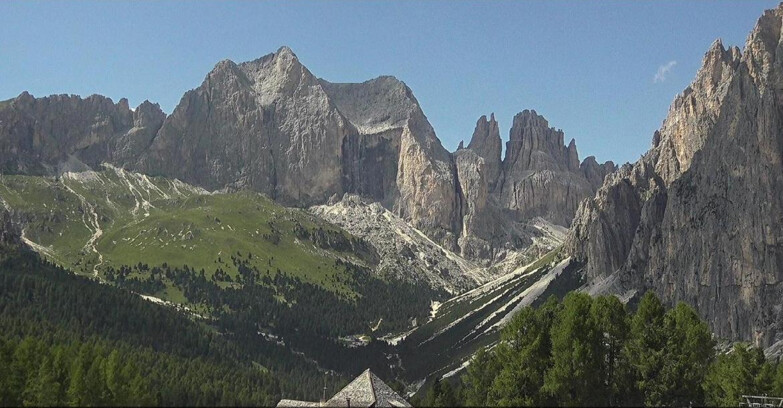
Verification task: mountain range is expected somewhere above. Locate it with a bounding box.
[2,2,783,396]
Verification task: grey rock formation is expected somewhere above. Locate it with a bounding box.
[140,47,355,205]
[0,92,162,174]
[310,194,487,294]
[467,114,502,190]
[0,209,20,251]
[0,47,609,265]
[494,110,609,227]
[451,110,614,260]
[320,75,461,246]
[567,5,783,347]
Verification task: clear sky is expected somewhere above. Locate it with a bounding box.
[0,1,778,165]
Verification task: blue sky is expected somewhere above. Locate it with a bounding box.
[0,1,777,164]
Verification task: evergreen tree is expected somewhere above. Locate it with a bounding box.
[591,295,633,406]
[624,291,667,406]
[775,361,783,396]
[27,355,61,407]
[658,302,715,406]
[543,292,604,406]
[704,343,773,406]
[423,378,443,407]
[461,347,500,406]
[66,350,87,407]
[487,301,554,406]
[12,337,40,407]
[0,338,13,406]
[435,380,457,407]
[105,349,127,405]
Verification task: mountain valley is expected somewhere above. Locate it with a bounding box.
[3,2,783,406]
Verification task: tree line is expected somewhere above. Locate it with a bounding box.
[418,292,783,407]
[0,335,280,406]
[0,249,348,404]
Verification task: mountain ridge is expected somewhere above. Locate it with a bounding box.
[567,3,783,348]
[0,47,612,264]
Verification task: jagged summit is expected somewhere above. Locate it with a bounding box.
[0,46,608,264]
[319,75,421,135]
[567,3,783,347]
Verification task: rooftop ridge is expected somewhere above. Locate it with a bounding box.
[366,369,377,405]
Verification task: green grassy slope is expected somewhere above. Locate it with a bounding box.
[0,165,376,300]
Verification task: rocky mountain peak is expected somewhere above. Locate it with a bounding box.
[653,34,742,184]
[492,109,605,227]
[12,91,35,108]
[744,6,783,88]
[567,4,783,348]
[467,114,502,188]
[504,109,570,173]
[319,75,421,135]
[275,45,297,58]
[133,100,165,128]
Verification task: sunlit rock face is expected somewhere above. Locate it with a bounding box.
[567,5,783,347]
[0,92,163,174]
[0,46,611,265]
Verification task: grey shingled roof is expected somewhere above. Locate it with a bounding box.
[276,369,412,408]
[326,369,412,408]
[276,399,322,407]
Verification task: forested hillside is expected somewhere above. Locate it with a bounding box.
[416,292,783,407]
[0,247,356,405]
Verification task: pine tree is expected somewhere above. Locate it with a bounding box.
[461,347,500,406]
[0,338,13,406]
[624,291,667,406]
[657,302,714,406]
[543,292,604,406]
[105,349,127,405]
[705,343,773,406]
[12,337,40,407]
[591,295,632,406]
[66,350,87,407]
[487,302,554,406]
[774,361,783,396]
[27,355,61,407]
[435,379,457,407]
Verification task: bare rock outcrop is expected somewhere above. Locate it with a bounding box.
[567,4,783,347]
[467,114,502,190]
[0,92,162,174]
[495,110,603,227]
[139,47,355,205]
[453,110,614,260]
[320,75,461,247]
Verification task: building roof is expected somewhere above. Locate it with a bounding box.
[276,400,322,408]
[276,369,412,408]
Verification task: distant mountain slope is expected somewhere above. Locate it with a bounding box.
[567,4,783,347]
[0,47,611,265]
[0,165,377,297]
[393,251,585,387]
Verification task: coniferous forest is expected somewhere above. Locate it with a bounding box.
[0,248,340,406]
[415,292,783,407]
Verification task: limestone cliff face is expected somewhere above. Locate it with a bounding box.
[495,110,610,227]
[320,76,461,246]
[467,114,502,190]
[0,92,163,174]
[0,47,608,262]
[452,110,614,259]
[654,40,742,185]
[139,47,355,205]
[567,5,783,346]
